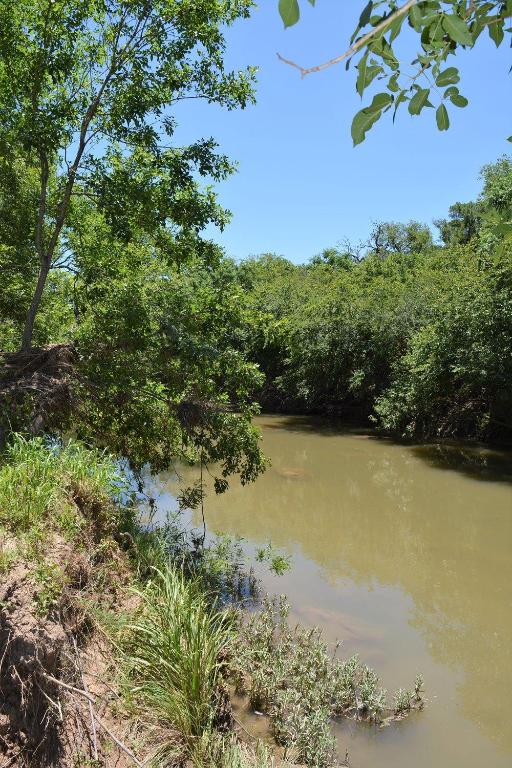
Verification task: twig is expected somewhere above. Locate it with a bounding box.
[0,629,12,682]
[277,0,418,77]
[41,673,145,768]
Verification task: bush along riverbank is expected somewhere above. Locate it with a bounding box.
[0,436,424,768]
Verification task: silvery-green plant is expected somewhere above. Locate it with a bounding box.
[230,596,424,767]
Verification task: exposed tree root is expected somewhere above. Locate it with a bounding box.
[0,345,77,438]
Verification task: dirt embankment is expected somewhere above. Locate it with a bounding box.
[0,529,138,768]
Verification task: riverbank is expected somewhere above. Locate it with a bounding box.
[0,435,424,768]
[0,436,276,768]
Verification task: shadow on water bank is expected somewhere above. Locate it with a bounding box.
[259,414,375,437]
[259,413,512,486]
[409,443,512,485]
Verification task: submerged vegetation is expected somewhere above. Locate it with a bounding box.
[230,597,423,767]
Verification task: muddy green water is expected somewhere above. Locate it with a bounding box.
[147,415,512,768]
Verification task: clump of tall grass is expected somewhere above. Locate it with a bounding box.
[190,733,275,768]
[229,596,424,768]
[118,566,233,766]
[0,434,126,537]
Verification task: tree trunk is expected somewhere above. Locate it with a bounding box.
[21,259,50,351]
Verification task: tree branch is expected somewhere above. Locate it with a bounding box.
[35,152,49,267]
[277,0,418,77]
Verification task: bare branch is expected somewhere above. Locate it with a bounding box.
[41,672,145,768]
[277,0,418,77]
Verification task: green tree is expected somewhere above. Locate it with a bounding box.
[0,1,267,483]
[434,201,483,245]
[375,243,512,439]
[435,156,512,246]
[0,0,256,351]
[277,0,512,144]
[65,209,265,476]
[236,157,512,439]
[367,220,434,256]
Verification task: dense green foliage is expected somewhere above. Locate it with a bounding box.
[0,0,266,484]
[235,156,512,440]
[278,0,512,143]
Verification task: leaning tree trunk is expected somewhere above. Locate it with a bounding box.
[21,259,50,352]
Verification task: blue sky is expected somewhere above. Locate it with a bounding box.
[173,1,511,264]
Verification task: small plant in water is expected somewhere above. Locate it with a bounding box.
[256,543,291,576]
[394,688,412,716]
[229,596,424,767]
[414,673,424,701]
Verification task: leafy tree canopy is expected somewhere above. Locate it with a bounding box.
[277,0,511,144]
[0,0,256,348]
[0,0,266,485]
[236,156,512,440]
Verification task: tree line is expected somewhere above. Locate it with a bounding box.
[234,155,512,440]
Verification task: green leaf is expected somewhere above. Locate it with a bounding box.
[387,73,400,93]
[389,13,406,42]
[351,107,381,146]
[488,18,504,47]
[279,0,300,28]
[450,93,468,108]
[366,92,393,112]
[508,136,512,143]
[359,1,373,28]
[443,86,468,108]
[409,4,422,31]
[369,35,398,68]
[435,67,460,87]
[356,54,383,97]
[442,14,474,46]
[351,93,392,145]
[436,103,450,131]
[393,89,408,122]
[408,88,433,115]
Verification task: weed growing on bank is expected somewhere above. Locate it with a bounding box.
[0,434,127,542]
[118,567,233,763]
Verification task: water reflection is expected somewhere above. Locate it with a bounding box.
[149,416,512,768]
[411,442,512,484]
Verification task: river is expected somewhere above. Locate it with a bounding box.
[145,414,512,768]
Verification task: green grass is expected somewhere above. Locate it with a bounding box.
[120,566,233,765]
[190,734,275,767]
[0,434,125,537]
